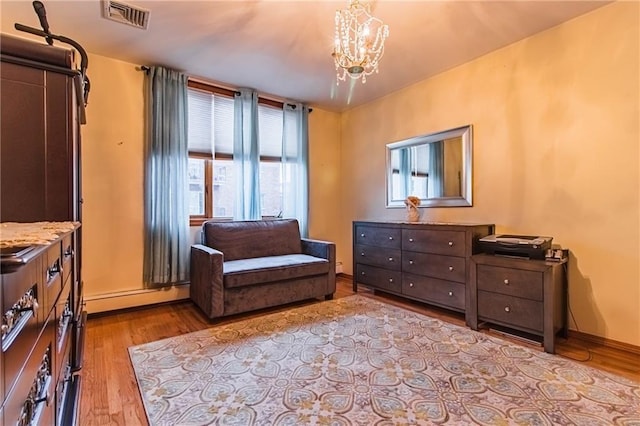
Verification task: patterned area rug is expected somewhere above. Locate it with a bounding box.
[129,295,640,425]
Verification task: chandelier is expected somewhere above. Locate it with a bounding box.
[332,0,389,84]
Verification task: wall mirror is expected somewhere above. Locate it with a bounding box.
[386,125,472,208]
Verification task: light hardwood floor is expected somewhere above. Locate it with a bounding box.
[79,276,640,425]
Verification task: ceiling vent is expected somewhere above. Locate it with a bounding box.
[102,0,150,30]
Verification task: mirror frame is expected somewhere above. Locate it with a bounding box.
[386,125,473,208]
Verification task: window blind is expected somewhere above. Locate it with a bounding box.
[258,104,283,158]
[187,88,234,155]
[213,95,234,155]
[187,88,283,158]
[187,88,213,154]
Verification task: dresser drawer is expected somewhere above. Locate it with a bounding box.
[402,273,465,311]
[402,252,466,283]
[477,265,543,301]
[55,282,73,375]
[354,244,401,270]
[61,234,74,287]
[43,242,63,317]
[2,284,41,399]
[2,262,41,399]
[55,343,73,424]
[402,229,465,256]
[355,226,401,249]
[355,264,402,293]
[478,290,543,332]
[3,334,54,426]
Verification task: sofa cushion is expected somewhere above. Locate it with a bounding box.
[203,219,302,261]
[223,254,329,288]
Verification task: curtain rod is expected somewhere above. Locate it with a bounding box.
[139,65,312,112]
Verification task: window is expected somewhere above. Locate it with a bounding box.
[188,157,206,216]
[258,104,284,217]
[187,82,286,224]
[187,86,233,221]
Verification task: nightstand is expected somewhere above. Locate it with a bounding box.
[469,254,567,353]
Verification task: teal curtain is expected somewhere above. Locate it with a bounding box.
[399,147,411,199]
[233,89,261,220]
[282,103,309,237]
[428,141,445,198]
[143,66,190,286]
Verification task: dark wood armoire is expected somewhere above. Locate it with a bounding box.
[1,33,86,426]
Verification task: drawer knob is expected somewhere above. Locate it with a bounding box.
[504,279,509,285]
[388,236,394,240]
[409,260,414,265]
[504,306,511,313]
[388,257,394,262]
[47,262,61,280]
[361,271,365,275]
[448,266,454,271]
[361,233,365,238]
[361,252,365,256]
[409,238,414,242]
[448,291,453,297]
[389,278,394,283]
[448,241,454,247]
[409,282,414,287]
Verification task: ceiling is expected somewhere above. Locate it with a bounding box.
[1,0,609,112]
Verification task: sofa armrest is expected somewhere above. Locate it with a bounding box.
[301,238,336,295]
[301,238,334,261]
[190,244,224,319]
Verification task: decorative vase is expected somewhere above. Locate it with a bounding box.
[407,207,420,222]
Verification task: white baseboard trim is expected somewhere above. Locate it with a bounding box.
[85,284,190,314]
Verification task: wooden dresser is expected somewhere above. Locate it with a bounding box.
[353,221,494,324]
[469,254,567,353]
[1,226,80,425]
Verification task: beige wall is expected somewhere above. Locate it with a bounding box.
[81,55,343,311]
[340,2,639,346]
[308,109,343,262]
[81,54,159,311]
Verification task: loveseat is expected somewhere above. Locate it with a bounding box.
[190,219,336,320]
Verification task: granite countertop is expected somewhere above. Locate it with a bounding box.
[0,221,78,248]
[0,221,79,273]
